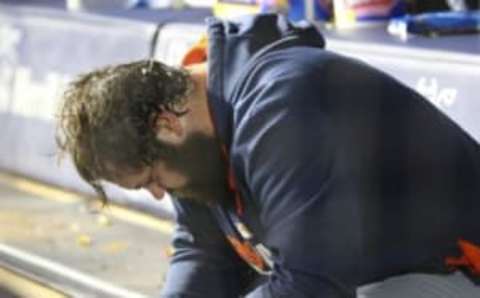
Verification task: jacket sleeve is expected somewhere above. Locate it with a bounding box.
[160,198,251,298]
[231,52,395,297]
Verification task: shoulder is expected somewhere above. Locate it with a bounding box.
[232,47,386,108]
[246,47,337,87]
[229,48,348,127]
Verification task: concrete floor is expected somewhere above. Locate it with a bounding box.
[0,173,174,297]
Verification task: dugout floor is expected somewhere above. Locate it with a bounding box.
[0,172,174,297]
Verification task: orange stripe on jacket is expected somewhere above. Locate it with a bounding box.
[227,236,267,271]
[181,35,208,67]
[445,239,480,276]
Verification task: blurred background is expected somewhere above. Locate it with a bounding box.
[0,0,479,296]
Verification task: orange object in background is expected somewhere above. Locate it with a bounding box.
[181,36,208,66]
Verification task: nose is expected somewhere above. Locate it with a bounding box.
[145,182,165,200]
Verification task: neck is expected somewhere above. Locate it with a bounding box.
[184,64,215,138]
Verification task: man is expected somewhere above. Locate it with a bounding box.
[57,14,480,297]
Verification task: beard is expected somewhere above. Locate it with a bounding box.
[157,132,230,205]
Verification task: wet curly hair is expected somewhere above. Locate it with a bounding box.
[56,60,193,202]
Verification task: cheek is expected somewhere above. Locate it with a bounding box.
[154,162,189,187]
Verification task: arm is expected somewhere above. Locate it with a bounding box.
[231,51,388,297]
[240,94,357,298]
[233,44,480,297]
[161,198,252,298]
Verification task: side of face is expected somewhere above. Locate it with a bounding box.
[110,111,229,205]
[111,164,179,200]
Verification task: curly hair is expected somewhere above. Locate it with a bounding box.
[56,60,193,202]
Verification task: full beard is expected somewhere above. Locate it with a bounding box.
[158,132,230,205]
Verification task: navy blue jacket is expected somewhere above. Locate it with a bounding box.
[161,14,480,297]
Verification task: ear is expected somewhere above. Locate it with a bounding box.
[152,111,185,145]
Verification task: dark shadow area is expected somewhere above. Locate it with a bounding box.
[0,285,20,298]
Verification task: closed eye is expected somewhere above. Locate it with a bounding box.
[134,175,153,190]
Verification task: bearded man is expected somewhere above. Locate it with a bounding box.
[57,14,480,298]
